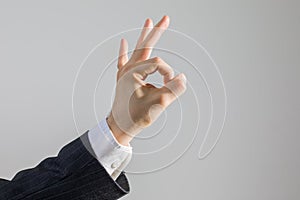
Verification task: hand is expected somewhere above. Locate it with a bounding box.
[107,16,187,146]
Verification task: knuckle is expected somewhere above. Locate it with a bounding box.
[132,72,141,80]
[143,116,152,127]
[174,79,187,94]
[135,115,152,127]
[157,93,168,106]
[176,79,186,90]
[117,61,123,68]
[153,56,162,63]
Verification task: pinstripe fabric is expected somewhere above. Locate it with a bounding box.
[0,131,130,200]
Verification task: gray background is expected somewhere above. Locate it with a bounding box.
[0,0,299,199]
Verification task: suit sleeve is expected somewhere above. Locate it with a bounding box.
[0,131,130,200]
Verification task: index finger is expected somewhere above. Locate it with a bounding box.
[132,57,174,84]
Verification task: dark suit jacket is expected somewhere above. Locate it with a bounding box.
[0,131,130,200]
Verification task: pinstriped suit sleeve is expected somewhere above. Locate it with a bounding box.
[0,131,130,200]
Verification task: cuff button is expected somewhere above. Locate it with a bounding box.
[111,161,119,169]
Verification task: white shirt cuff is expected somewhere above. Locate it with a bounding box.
[88,118,132,180]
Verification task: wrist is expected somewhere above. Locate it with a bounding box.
[106,114,133,146]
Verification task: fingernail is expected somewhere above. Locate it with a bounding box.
[161,15,170,27]
[164,15,170,22]
[144,18,152,26]
[180,73,187,83]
